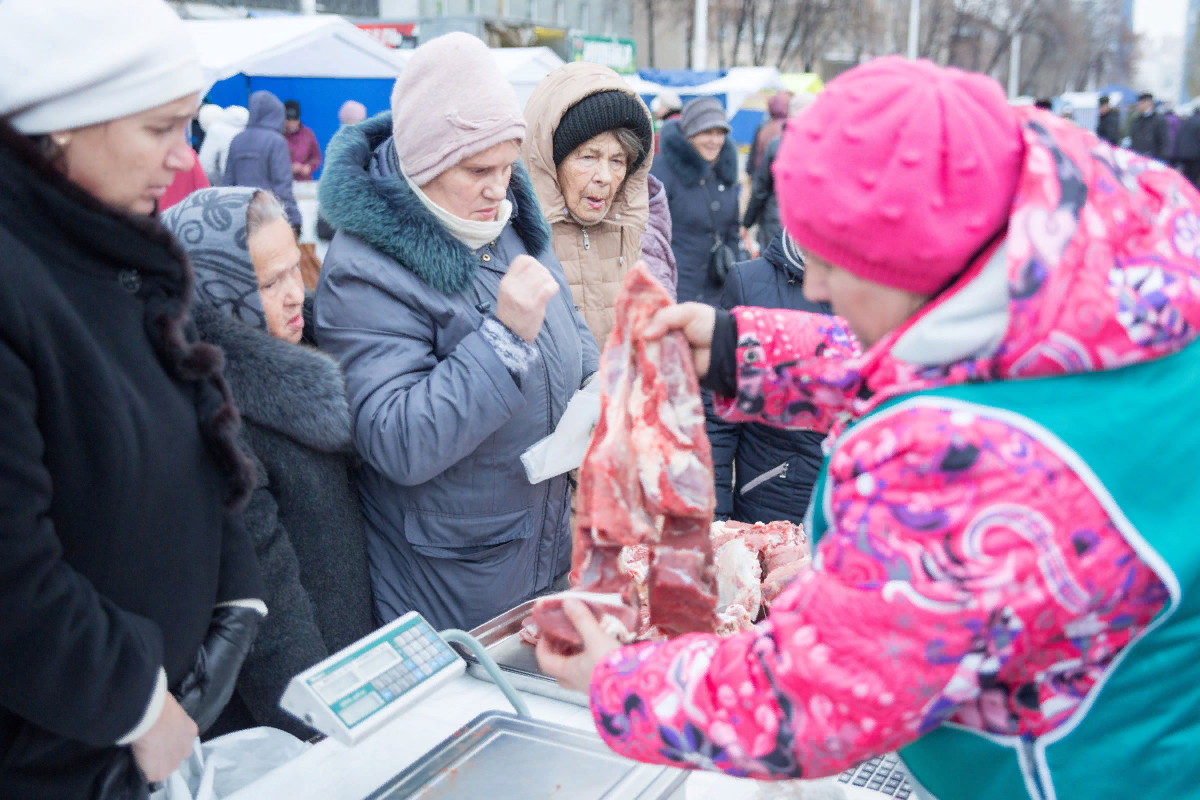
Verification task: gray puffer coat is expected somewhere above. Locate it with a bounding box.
[315,113,600,631]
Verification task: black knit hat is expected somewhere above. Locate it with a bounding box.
[552,90,653,171]
[284,99,300,120]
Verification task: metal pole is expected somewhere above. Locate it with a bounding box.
[1008,33,1022,99]
[906,0,920,60]
[693,0,708,69]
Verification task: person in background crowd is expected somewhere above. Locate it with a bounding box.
[651,96,741,305]
[705,231,830,525]
[190,99,215,153]
[746,90,792,176]
[195,103,220,152]
[1095,94,1121,145]
[1034,97,1053,110]
[160,150,210,210]
[540,56,1200,800]
[1129,91,1169,161]
[284,99,321,180]
[163,188,374,740]
[317,101,371,246]
[1173,105,1200,189]
[198,104,249,184]
[743,91,816,256]
[649,89,682,154]
[316,33,599,632]
[1164,102,1182,159]
[338,99,368,127]
[523,62,669,349]
[225,90,301,232]
[0,1,265,796]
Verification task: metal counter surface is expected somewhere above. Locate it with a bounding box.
[226,674,599,800]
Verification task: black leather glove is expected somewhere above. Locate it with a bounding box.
[175,601,265,734]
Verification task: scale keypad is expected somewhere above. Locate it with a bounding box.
[372,619,457,702]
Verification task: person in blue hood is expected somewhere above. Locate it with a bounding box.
[224,90,301,229]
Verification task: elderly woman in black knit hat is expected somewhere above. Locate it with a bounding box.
[524,62,676,349]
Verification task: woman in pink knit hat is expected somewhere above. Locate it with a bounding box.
[540,56,1200,799]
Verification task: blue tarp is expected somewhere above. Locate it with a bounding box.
[1096,85,1139,106]
[204,75,394,180]
[638,69,728,87]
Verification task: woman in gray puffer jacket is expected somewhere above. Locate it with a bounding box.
[315,33,599,632]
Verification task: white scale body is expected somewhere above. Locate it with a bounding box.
[280,611,465,746]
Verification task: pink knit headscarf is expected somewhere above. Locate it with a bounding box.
[390,32,526,186]
[774,57,1026,295]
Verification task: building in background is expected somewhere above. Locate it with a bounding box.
[1185,0,1200,103]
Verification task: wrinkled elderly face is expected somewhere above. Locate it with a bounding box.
[248,218,305,344]
[420,140,521,223]
[689,128,726,164]
[557,131,630,226]
[57,93,199,215]
[802,253,931,349]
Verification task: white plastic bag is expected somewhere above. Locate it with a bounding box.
[152,727,310,800]
[521,378,602,484]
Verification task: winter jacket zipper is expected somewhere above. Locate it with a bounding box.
[582,227,590,250]
[740,461,788,495]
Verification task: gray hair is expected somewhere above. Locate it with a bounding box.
[612,127,646,171]
[245,190,289,239]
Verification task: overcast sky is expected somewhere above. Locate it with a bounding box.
[1135,0,1186,36]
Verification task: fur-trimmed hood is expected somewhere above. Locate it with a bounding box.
[317,111,551,296]
[657,119,739,188]
[192,302,352,453]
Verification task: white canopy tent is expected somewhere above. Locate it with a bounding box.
[624,67,785,120]
[186,16,407,86]
[486,48,568,108]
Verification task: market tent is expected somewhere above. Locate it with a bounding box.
[189,16,409,179]
[187,16,406,85]
[779,73,824,95]
[1059,91,1100,132]
[627,67,784,145]
[489,48,568,108]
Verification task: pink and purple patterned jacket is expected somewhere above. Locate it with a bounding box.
[588,108,1200,778]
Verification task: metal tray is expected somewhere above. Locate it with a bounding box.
[452,599,589,707]
[364,711,688,800]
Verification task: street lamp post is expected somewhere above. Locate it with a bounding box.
[907,0,920,59]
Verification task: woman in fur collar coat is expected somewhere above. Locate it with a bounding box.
[163,188,374,740]
[315,33,599,632]
[650,97,742,305]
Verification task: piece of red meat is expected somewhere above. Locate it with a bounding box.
[531,595,640,655]
[534,265,718,654]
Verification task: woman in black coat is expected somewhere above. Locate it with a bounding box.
[704,233,832,525]
[650,97,742,305]
[0,2,265,797]
[164,188,375,740]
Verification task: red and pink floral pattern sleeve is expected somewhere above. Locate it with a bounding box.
[587,405,1166,779]
[711,307,863,434]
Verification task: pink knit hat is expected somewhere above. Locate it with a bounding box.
[774,57,1026,295]
[390,33,526,186]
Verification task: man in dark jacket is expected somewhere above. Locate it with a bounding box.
[1095,95,1121,146]
[1129,92,1169,161]
[743,134,782,256]
[746,91,791,176]
[705,233,831,525]
[224,90,302,229]
[1174,109,1200,188]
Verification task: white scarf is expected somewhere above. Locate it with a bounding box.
[401,168,512,251]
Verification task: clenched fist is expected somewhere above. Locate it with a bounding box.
[496,255,560,343]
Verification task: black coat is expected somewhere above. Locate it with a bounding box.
[705,236,830,525]
[650,120,742,306]
[1096,108,1121,146]
[0,123,261,798]
[193,304,374,740]
[743,134,782,255]
[1130,112,1169,161]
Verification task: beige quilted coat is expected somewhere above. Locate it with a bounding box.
[523,63,655,349]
